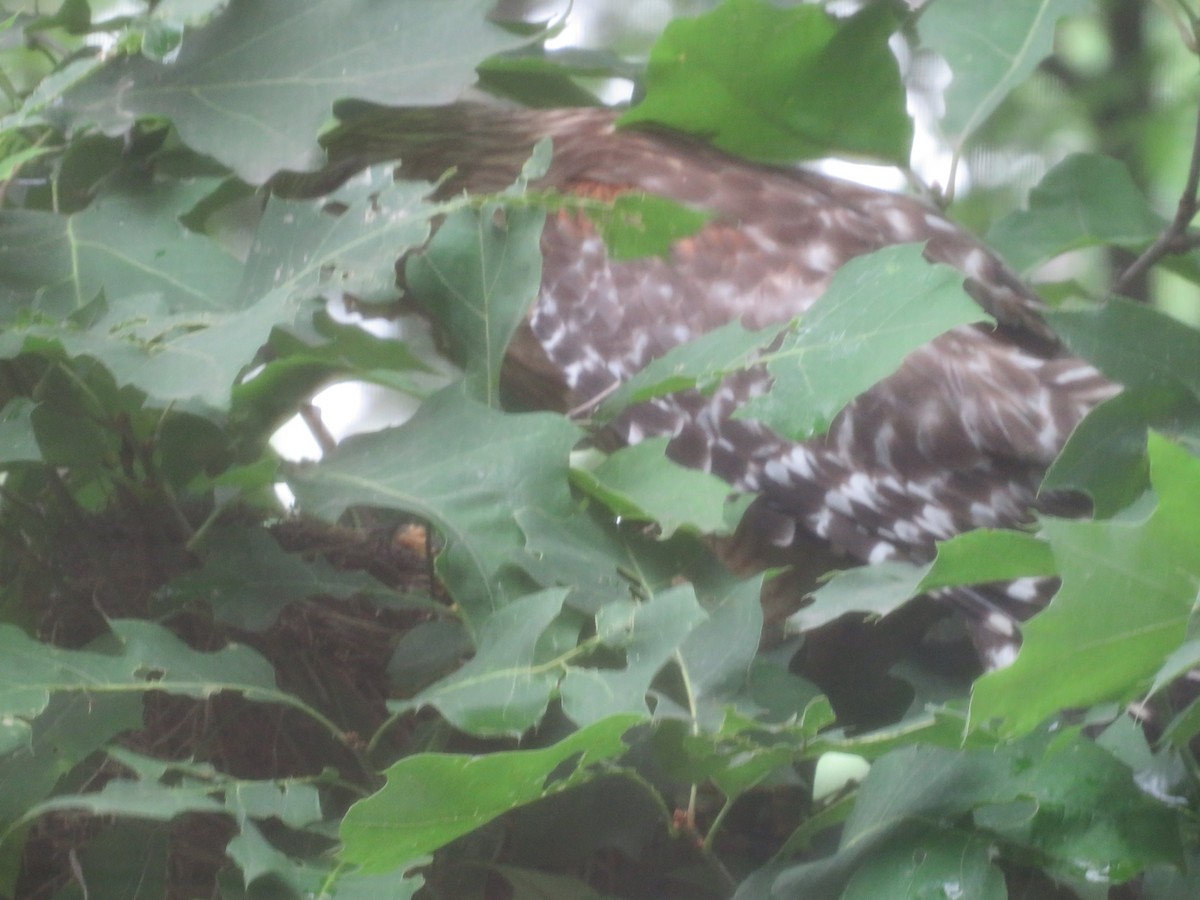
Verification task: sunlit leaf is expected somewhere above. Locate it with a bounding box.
[588,193,713,261]
[623,0,910,164]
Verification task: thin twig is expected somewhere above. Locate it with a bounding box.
[299,402,338,456]
[1113,97,1200,296]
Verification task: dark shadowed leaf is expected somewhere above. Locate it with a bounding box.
[841,829,1005,900]
[59,821,170,900]
[0,619,332,734]
[0,399,43,467]
[0,694,143,831]
[1048,299,1200,397]
[1044,385,1200,517]
[758,733,1180,897]
[395,588,569,736]
[161,524,435,630]
[493,866,612,900]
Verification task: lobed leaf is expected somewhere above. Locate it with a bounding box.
[970,434,1200,736]
[1048,298,1200,398]
[755,732,1181,897]
[596,317,785,422]
[287,389,582,626]
[0,619,334,738]
[54,0,537,184]
[405,201,545,407]
[0,175,242,318]
[161,523,436,631]
[788,529,1056,633]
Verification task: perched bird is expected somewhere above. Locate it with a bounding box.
[319,103,1119,676]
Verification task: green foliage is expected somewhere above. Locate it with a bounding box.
[340,714,643,872]
[621,0,912,164]
[2,0,1200,898]
[50,0,536,183]
[971,435,1200,737]
[736,243,990,440]
[919,0,1093,157]
[988,154,1167,273]
[405,201,545,406]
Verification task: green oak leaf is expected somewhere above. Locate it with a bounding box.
[737,244,989,440]
[405,201,545,407]
[286,389,581,626]
[339,714,643,873]
[788,529,1057,634]
[622,0,910,164]
[570,437,751,538]
[0,175,241,318]
[920,0,1091,155]
[988,154,1166,274]
[55,0,538,184]
[970,434,1200,736]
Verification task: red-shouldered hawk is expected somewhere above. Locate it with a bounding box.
[354,104,1119,667]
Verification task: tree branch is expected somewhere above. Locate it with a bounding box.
[1113,96,1200,296]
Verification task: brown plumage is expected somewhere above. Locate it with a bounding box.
[323,103,1119,664]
